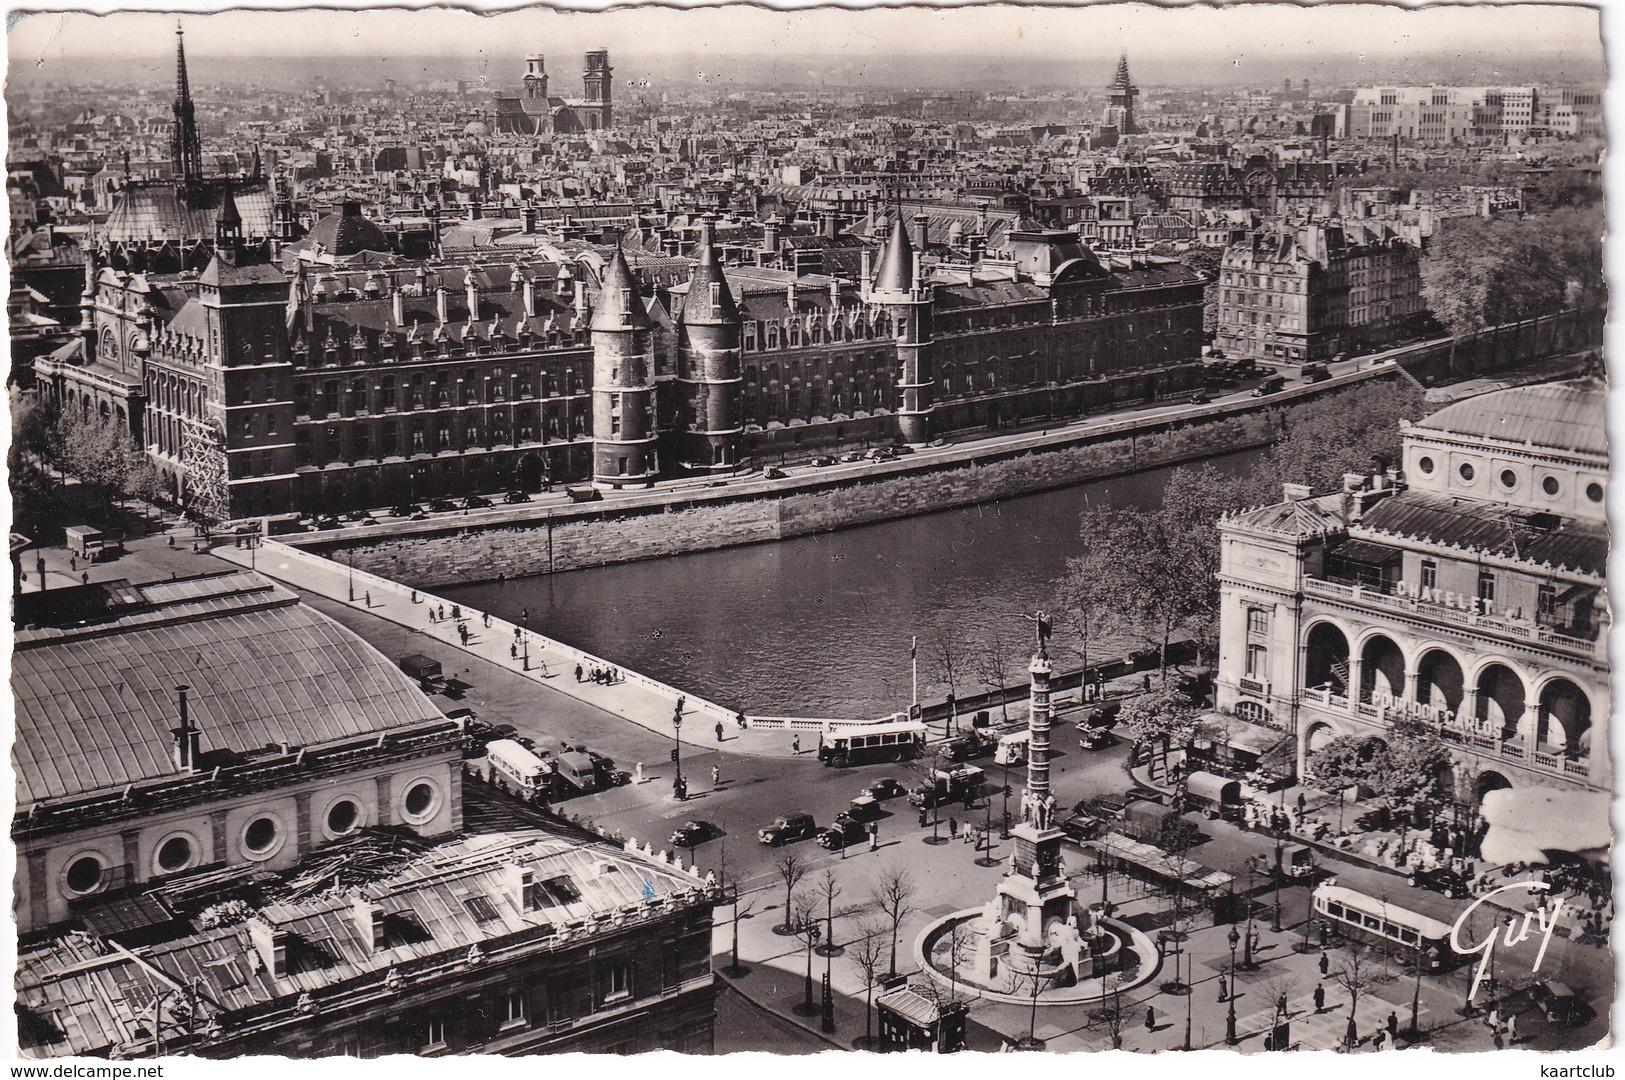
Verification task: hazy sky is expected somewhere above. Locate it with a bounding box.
[5,3,1604,65]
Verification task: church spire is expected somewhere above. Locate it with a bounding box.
[171,22,204,183]
[1113,52,1133,89]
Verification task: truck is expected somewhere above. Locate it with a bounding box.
[554,750,600,795]
[942,729,998,763]
[908,764,986,810]
[65,525,106,562]
[398,653,445,692]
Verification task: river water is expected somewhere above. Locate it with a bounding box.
[442,448,1266,719]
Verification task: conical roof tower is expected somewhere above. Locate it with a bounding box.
[590,244,651,332]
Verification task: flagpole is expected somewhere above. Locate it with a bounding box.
[910,636,919,718]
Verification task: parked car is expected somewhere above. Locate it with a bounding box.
[669,820,723,848]
[1531,981,1596,1028]
[1188,392,1212,405]
[504,490,531,504]
[1407,865,1469,899]
[817,819,870,850]
[862,777,907,801]
[463,494,494,510]
[841,795,885,824]
[428,498,459,512]
[810,456,837,467]
[341,510,371,523]
[839,451,865,463]
[1250,375,1287,397]
[391,503,423,518]
[313,514,341,531]
[1078,726,1119,751]
[758,811,817,846]
[888,443,915,455]
[764,467,787,479]
[1060,811,1102,843]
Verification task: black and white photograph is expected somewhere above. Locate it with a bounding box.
[3,0,1611,1062]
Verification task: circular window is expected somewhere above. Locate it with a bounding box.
[1500,469,1518,489]
[156,836,194,874]
[1542,476,1560,497]
[65,855,105,895]
[243,817,279,854]
[402,780,440,823]
[1458,462,1475,483]
[1417,455,1435,475]
[326,799,360,836]
[1586,482,1604,503]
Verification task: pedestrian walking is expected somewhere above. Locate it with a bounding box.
[736,711,748,729]
[1278,993,1289,1017]
[1505,1014,1517,1043]
[1386,1012,1398,1039]
[791,734,801,754]
[1493,1031,1505,1051]
[1319,952,1330,976]
[520,608,529,625]
[715,721,724,743]
[429,609,438,624]
[411,589,418,603]
[451,605,461,620]
[436,605,444,621]
[364,590,371,608]
[868,822,879,851]
[575,663,583,682]
[510,643,518,659]
[1313,984,1325,1012]
[482,612,491,628]
[1218,976,1228,1002]
[81,571,89,585]
[70,556,77,572]
[1144,1006,1155,1031]
[919,807,929,829]
[949,817,958,839]
[711,765,720,789]
[1142,673,1152,691]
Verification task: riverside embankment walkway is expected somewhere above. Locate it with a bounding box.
[214,538,852,758]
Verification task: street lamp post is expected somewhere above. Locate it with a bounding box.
[672,706,685,799]
[803,920,821,1013]
[1226,926,1240,1045]
[1001,757,1012,838]
[1241,867,1259,971]
[1183,942,1193,1051]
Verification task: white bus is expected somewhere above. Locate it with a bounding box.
[818,719,927,767]
[486,739,553,797]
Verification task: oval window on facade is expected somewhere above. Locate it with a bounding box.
[65,855,106,895]
[1542,476,1561,497]
[1458,462,1475,483]
[1586,482,1604,503]
[244,816,279,854]
[1417,455,1435,475]
[156,836,194,874]
[327,799,361,836]
[1500,469,1518,490]
[402,780,440,823]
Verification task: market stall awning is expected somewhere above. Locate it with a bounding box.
[1197,712,1293,758]
[1087,831,1234,893]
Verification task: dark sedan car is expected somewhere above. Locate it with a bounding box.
[670,820,723,848]
[463,494,494,510]
[428,498,459,512]
[1407,865,1469,899]
[862,777,907,801]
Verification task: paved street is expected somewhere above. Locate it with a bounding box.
[43,517,1613,1054]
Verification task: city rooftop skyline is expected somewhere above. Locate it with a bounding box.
[7,2,1603,71]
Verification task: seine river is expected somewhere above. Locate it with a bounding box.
[442,449,1266,719]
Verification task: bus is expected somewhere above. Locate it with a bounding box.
[818,719,927,768]
[486,739,554,797]
[1311,881,1459,971]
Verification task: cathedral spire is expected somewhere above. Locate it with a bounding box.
[1113,52,1133,89]
[171,23,204,183]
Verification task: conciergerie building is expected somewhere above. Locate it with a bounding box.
[34,33,1205,521]
[1213,380,1608,810]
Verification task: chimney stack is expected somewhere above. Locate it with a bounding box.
[249,918,290,978]
[912,213,930,255]
[465,272,480,322]
[391,283,406,327]
[436,286,450,325]
[171,684,200,773]
[786,280,798,309]
[507,864,537,912]
[821,211,839,239]
[352,894,387,951]
[522,204,538,234]
[522,275,537,317]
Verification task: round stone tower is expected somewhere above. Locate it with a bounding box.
[676,217,743,473]
[591,246,657,488]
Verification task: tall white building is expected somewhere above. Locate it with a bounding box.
[1214,382,1609,820]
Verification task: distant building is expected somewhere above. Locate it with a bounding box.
[1213,222,1424,364]
[1214,382,1609,808]
[1103,54,1141,137]
[494,50,616,137]
[1345,86,1538,143]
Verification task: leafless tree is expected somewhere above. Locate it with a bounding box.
[870,865,918,978]
[1330,947,1377,1047]
[727,893,755,976]
[978,635,1013,724]
[815,868,843,954]
[935,637,965,735]
[774,851,808,933]
[847,918,888,1049]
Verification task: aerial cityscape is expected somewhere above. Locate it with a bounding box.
[5,2,1610,1061]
